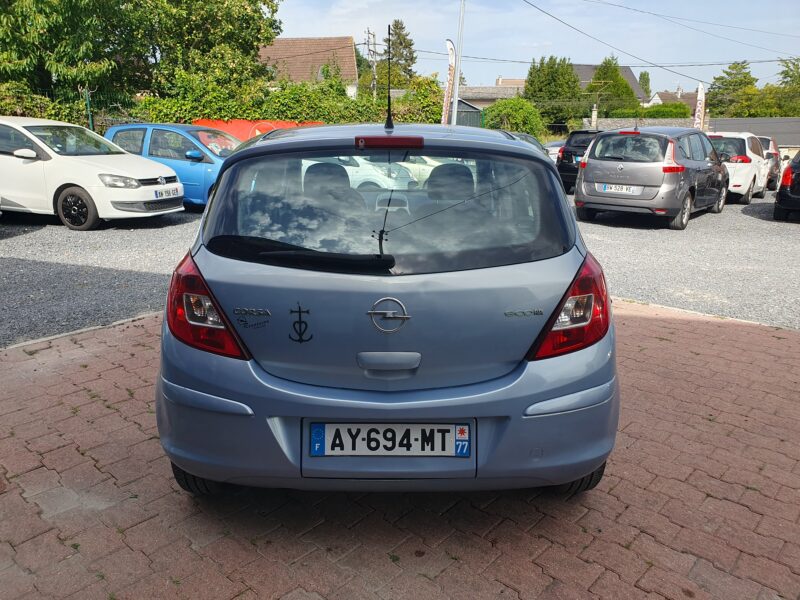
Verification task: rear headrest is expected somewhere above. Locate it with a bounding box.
[304,162,351,196]
[427,163,474,201]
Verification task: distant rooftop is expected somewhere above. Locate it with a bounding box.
[259,37,358,84]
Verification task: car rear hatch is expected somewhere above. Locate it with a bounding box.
[581,132,668,201]
[559,132,596,167]
[196,139,578,393]
[709,136,747,182]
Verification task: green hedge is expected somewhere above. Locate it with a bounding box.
[609,102,692,118]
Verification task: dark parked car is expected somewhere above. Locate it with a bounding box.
[574,127,729,230]
[775,151,799,221]
[557,130,601,193]
[758,136,782,191]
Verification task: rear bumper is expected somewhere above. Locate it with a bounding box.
[575,180,683,217]
[776,188,800,210]
[157,324,619,491]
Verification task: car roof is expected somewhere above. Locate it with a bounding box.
[706,131,758,138]
[108,123,211,132]
[0,116,78,127]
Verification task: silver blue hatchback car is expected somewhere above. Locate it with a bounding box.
[157,124,619,494]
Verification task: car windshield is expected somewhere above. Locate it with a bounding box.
[24,125,123,156]
[567,133,596,147]
[590,134,667,162]
[204,149,572,276]
[709,137,745,158]
[189,129,241,157]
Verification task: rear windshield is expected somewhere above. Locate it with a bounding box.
[589,134,667,163]
[203,149,572,275]
[709,137,745,157]
[566,132,597,148]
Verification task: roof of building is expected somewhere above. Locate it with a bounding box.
[709,118,800,146]
[258,37,358,84]
[495,78,526,87]
[458,86,522,101]
[573,64,646,100]
[656,90,698,110]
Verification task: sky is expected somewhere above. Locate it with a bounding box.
[277,0,798,94]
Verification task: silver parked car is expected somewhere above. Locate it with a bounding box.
[157,124,618,495]
[574,127,729,230]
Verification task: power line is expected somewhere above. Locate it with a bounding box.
[581,0,796,58]
[518,0,713,84]
[582,0,800,40]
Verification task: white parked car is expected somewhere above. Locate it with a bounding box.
[707,131,770,204]
[0,117,184,230]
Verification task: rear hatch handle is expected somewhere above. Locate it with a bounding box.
[357,352,422,380]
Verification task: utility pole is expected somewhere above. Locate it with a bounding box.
[450,0,466,126]
[582,80,609,130]
[365,28,378,101]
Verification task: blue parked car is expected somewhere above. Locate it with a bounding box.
[104,124,241,206]
[157,123,618,495]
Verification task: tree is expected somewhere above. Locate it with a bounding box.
[523,56,584,126]
[585,56,639,116]
[778,58,800,87]
[355,46,371,79]
[707,61,758,117]
[638,71,652,98]
[383,19,416,80]
[483,97,545,138]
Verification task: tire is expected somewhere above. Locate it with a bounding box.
[357,182,381,192]
[668,193,691,230]
[773,204,790,221]
[767,177,777,192]
[708,185,726,214]
[56,187,99,231]
[739,180,754,205]
[553,462,606,495]
[575,206,597,221]
[171,462,222,496]
[754,179,766,199]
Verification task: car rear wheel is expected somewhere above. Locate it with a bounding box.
[57,187,99,231]
[709,186,726,214]
[552,462,605,495]
[171,462,222,495]
[668,193,691,230]
[773,204,790,221]
[767,177,777,192]
[739,180,754,205]
[754,179,766,199]
[575,206,597,221]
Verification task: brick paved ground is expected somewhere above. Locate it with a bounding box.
[1,301,799,600]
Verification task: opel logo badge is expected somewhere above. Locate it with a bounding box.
[617,164,624,172]
[367,297,411,333]
[158,176,166,185]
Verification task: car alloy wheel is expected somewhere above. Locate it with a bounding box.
[62,194,89,227]
[710,186,726,214]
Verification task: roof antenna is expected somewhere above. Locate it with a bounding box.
[384,23,394,130]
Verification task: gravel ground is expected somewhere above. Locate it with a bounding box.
[1,192,798,347]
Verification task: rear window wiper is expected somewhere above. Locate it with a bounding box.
[257,250,395,273]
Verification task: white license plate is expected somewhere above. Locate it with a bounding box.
[154,187,179,199]
[602,183,636,194]
[574,155,583,163]
[309,423,471,457]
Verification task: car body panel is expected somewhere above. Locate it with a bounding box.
[0,116,183,219]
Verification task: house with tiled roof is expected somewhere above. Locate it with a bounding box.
[259,37,359,98]
[645,85,699,110]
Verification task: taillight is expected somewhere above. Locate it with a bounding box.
[729,155,751,164]
[356,136,424,149]
[527,253,611,360]
[579,158,587,169]
[166,254,249,359]
[662,141,685,173]
[619,130,640,135]
[781,164,794,187]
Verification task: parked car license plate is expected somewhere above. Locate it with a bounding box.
[309,423,471,457]
[154,187,179,199]
[602,183,635,194]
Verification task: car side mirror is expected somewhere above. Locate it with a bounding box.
[13,148,38,160]
[407,181,419,190]
[719,152,731,163]
[185,149,204,161]
[783,155,791,161]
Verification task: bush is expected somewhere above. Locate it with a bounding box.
[482,97,545,138]
[0,82,85,124]
[609,102,692,119]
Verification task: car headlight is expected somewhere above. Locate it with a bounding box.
[98,174,141,189]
